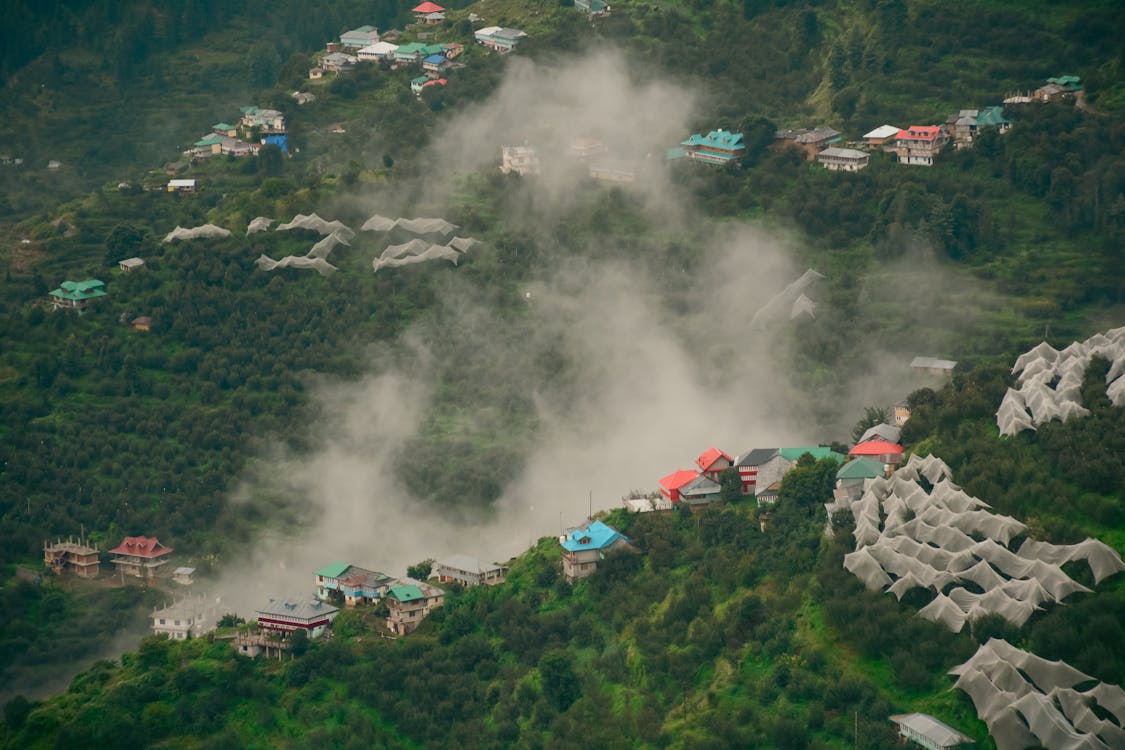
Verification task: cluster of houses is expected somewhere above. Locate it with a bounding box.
[311,15,527,98]
[187,106,288,160]
[44,534,190,583]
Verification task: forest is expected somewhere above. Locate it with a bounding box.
[1,0,1124,745]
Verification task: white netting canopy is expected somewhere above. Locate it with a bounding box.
[836,455,1120,632]
[163,224,232,242]
[276,212,355,239]
[951,639,1125,750]
[998,327,1125,435]
[246,216,274,235]
[255,254,338,276]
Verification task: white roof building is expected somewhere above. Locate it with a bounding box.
[863,124,902,140]
[889,713,973,750]
[358,41,399,60]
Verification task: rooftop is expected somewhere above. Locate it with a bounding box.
[561,520,630,552]
[258,597,339,620]
[889,713,974,748]
[110,536,173,559]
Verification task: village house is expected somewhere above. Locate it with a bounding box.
[118,257,145,272]
[340,25,380,49]
[755,480,782,507]
[314,563,394,606]
[658,469,721,505]
[894,399,911,426]
[394,42,430,64]
[412,76,447,94]
[43,537,100,578]
[948,106,1010,148]
[131,316,152,332]
[691,448,729,482]
[291,91,316,105]
[622,491,673,512]
[212,122,238,137]
[357,41,399,62]
[501,144,540,176]
[412,1,445,23]
[109,535,173,580]
[474,26,501,45]
[432,554,508,587]
[385,580,445,635]
[894,125,947,166]
[422,53,449,75]
[167,178,196,192]
[490,28,528,53]
[1033,75,1082,103]
[847,439,904,467]
[889,713,974,750]
[911,356,957,376]
[48,279,106,312]
[319,52,356,73]
[733,448,781,496]
[257,597,339,639]
[857,422,901,445]
[816,146,870,171]
[774,126,842,159]
[308,67,325,80]
[152,594,219,640]
[862,124,901,151]
[834,457,885,502]
[681,129,746,166]
[560,520,633,582]
[240,106,286,134]
[172,566,195,585]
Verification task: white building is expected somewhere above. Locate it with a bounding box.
[152,594,220,640]
[889,713,974,750]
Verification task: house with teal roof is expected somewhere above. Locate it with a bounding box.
[394,42,428,64]
[314,563,393,606]
[560,520,634,581]
[575,0,610,15]
[834,457,886,502]
[48,279,106,312]
[681,129,746,166]
[386,579,445,635]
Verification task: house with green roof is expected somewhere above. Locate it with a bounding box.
[681,129,746,166]
[575,0,610,16]
[314,563,393,606]
[212,123,237,137]
[48,279,106,312]
[340,25,380,49]
[835,457,886,502]
[386,579,445,635]
[394,42,428,64]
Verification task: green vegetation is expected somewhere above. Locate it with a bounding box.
[0,0,1123,745]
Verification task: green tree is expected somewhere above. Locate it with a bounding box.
[719,466,742,501]
[407,559,434,580]
[538,649,580,712]
[851,405,891,443]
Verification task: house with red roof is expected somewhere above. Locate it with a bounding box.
[109,536,173,580]
[695,447,733,481]
[848,439,905,466]
[894,125,947,166]
[658,470,721,506]
[412,1,445,22]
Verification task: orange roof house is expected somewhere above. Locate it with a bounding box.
[695,447,733,481]
[109,536,173,580]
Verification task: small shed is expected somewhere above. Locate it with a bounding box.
[889,713,973,750]
[172,567,196,585]
[131,316,152,332]
[118,257,145,272]
[168,179,197,193]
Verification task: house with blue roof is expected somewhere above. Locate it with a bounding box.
[422,54,448,75]
[560,520,634,581]
[681,129,746,166]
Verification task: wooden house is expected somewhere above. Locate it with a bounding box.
[862,124,901,151]
[774,126,842,160]
[131,316,152,331]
